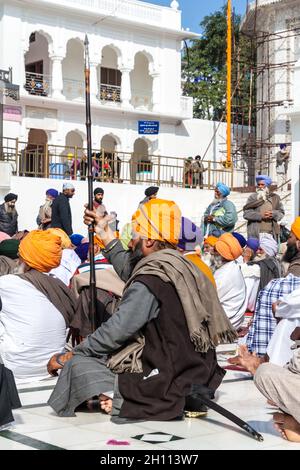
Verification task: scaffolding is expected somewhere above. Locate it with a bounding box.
[229,0,300,186]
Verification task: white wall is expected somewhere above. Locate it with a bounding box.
[3,176,216,235]
[288,59,300,220]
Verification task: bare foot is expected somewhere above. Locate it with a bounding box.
[228,345,262,375]
[273,412,300,443]
[99,394,113,415]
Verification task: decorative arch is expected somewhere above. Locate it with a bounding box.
[101,43,122,63]
[133,50,154,68]
[62,39,85,99]
[130,52,154,110]
[100,132,122,150]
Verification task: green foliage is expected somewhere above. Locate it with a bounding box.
[182,6,254,124]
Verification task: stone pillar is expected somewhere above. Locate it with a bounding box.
[51,56,64,100]
[90,61,99,103]
[120,67,132,108]
[150,72,161,112]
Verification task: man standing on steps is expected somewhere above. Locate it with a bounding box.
[243,175,285,242]
[51,183,75,236]
[276,144,290,191]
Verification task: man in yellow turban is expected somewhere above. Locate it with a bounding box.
[0,229,76,383]
[212,233,247,329]
[47,200,236,422]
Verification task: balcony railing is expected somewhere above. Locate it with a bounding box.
[1,137,243,189]
[99,83,121,103]
[25,72,52,97]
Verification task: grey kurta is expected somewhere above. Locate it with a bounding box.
[254,348,300,423]
[48,281,159,416]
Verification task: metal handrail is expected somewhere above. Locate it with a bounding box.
[1,136,247,189]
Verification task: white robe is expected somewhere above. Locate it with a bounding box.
[240,263,260,312]
[267,287,300,366]
[0,275,66,383]
[49,249,81,286]
[214,261,247,329]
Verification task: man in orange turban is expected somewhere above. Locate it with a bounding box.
[132,199,181,247]
[202,236,219,269]
[212,233,247,329]
[0,229,76,383]
[47,200,235,420]
[19,229,63,273]
[47,228,72,250]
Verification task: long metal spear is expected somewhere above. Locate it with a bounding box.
[84,34,97,332]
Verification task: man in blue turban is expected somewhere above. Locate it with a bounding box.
[203,182,238,237]
[243,174,284,241]
[36,188,59,230]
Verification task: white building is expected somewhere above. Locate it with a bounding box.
[0,0,248,189]
[242,0,300,181]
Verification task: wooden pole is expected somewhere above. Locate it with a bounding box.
[84,35,97,332]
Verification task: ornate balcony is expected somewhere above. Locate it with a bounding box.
[99,83,121,103]
[25,72,51,96]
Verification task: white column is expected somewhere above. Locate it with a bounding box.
[22,46,29,95]
[151,72,161,112]
[51,56,64,100]
[120,67,132,108]
[90,62,99,103]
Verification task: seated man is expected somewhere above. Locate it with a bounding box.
[241,235,281,313]
[246,218,300,356]
[229,328,300,443]
[213,233,247,329]
[0,230,76,383]
[47,199,236,421]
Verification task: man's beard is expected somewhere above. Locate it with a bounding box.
[210,253,225,271]
[282,244,299,263]
[127,240,144,273]
[202,252,212,267]
[256,188,269,201]
[5,204,16,214]
[12,260,26,274]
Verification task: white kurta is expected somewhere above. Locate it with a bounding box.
[0,275,66,383]
[267,287,300,366]
[214,261,247,329]
[240,263,261,312]
[49,249,81,286]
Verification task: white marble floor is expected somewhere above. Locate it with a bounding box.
[1,351,300,451]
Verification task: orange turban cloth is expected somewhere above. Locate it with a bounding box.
[19,229,62,272]
[215,233,243,261]
[204,236,218,247]
[291,217,300,240]
[132,199,181,245]
[47,228,72,249]
[184,252,216,287]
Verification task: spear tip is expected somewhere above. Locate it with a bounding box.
[84,34,89,47]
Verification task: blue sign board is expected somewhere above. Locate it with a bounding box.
[138,120,160,135]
